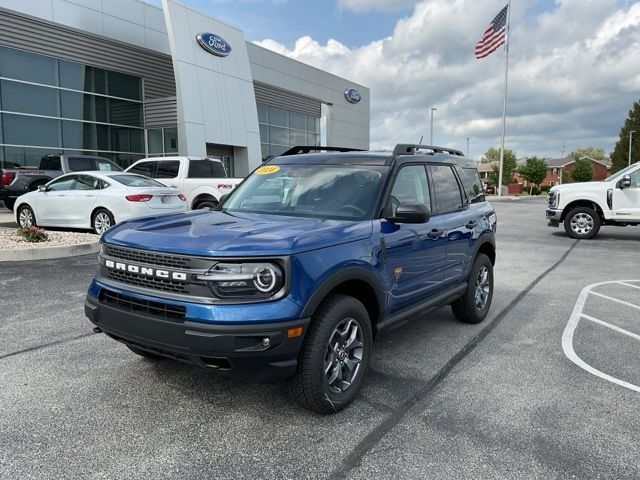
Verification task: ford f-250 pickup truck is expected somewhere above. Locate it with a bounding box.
[1,154,121,211]
[546,162,640,239]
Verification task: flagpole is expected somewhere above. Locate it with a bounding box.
[497,0,511,197]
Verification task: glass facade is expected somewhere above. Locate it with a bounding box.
[147,127,179,157]
[258,104,320,161]
[0,46,146,168]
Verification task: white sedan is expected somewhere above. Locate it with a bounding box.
[15,172,188,234]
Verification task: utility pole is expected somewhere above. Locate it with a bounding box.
[466,137,470,158]
[561,140,565,158]
[430,107,437,145]
[630,131,636,166]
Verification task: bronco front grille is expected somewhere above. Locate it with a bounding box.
[103,245,192,268]
[106,269,187,294]
[99,289,186,321]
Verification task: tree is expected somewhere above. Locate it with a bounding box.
[571,158,594,182]
[482,147,517,164]
[568,147,607,162]
[484,147,517,189]
[519,156,548,194]
[610,100,640,173]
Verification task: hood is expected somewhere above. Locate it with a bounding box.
[550,181,603,193]
[102,210,373,256]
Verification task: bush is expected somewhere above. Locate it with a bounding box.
[16,226,48,243]
[540,185,552,193]
[529,186,541,196]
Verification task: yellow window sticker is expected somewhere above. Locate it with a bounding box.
[255,165,280,175]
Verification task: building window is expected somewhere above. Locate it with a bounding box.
[0,46,144,168]
[146,127,179,157]
[257,103,320,161]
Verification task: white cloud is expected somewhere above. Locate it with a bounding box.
[254,0,640,159]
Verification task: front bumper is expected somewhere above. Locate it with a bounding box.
[85,293,310,382]
[546,208,562,227]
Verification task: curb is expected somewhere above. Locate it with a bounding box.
[0,241,100,262]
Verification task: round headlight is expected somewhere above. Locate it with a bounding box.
[254,267,277,292]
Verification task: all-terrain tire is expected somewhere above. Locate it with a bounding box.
[451,253,493,324]
[290,294,372,414]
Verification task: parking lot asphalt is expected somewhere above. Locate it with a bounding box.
[1,197,639,480]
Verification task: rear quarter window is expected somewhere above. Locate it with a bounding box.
[155,161,180,179]
[188,160,228,178]
[457,167,486,204]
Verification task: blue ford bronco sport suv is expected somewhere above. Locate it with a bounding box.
[85,144,497,414]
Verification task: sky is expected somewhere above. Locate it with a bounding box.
[155,0,640,160]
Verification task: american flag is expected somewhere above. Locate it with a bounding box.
[475,5,509,59]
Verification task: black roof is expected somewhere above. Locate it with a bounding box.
[269,149,477,168]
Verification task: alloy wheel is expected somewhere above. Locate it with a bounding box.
[570,213,594,236]
[475,265,491,310]
[94,212,112,234]
[19,208,34,228]
[324,318,364,395]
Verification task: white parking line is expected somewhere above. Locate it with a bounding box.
[619,281,640,291]
[562,280,640,393]
[590,291,640,311]
[580,313,640,341]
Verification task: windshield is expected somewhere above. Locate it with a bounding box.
[222,164,387,220]
[604,163,638,182]
[111,174,166,188]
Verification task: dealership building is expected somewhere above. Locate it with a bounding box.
[0,0,369,176]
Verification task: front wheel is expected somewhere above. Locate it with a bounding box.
[451,253,494,324]
[290,294,372,414]
[564,207,601,239]
[17,204,36,228]
[92,208,115,235]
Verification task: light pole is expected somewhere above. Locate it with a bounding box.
[466,137,470,158]
[430,107,437,145]
[629,130,636,166]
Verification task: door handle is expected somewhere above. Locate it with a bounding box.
[170,185,178,189]
[465,220,478,229]
[427,228,444,239]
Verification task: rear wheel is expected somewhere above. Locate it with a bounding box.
[195,200,218,210]
[92,208,115,235]
[290,294,372,414]
[17,204,36,228]
[451,253,493,324]
[3,198,16,211]
[564,207,601,239]
[127,345,164,360]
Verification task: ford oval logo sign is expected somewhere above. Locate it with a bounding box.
[196,33,232,57]
[344,88,361,104]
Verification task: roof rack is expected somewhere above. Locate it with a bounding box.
[392,144,464,157]
[280,146,365,156]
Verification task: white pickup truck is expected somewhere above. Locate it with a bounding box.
[546,162,640,239]
[126,156,242,210]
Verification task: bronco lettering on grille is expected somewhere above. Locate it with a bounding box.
[104,259,187,281]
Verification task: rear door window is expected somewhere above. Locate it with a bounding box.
[155,161,180,179]
[128,161,156,178]
[67,157,95,172]
[428,165,464,214]
[74,174,100,190]
[456,167,486,204]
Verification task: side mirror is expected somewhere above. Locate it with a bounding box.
[38,185,47,192]
[619,175,631,189]
[387,202,430,224]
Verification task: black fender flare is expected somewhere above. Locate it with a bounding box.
[300,266,385,320]
[466,232,496,277]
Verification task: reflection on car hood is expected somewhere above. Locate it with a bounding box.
[102,210,373,256]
